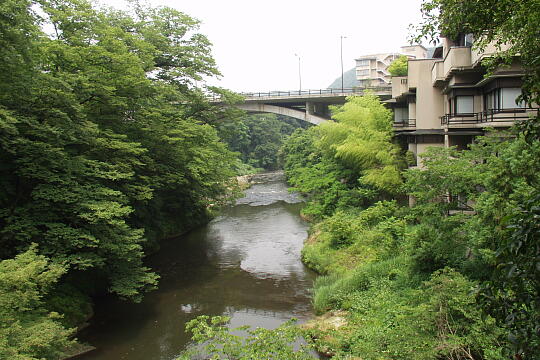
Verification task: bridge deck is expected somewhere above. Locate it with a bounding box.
[210,86,391,103]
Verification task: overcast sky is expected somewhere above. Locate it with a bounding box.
[106,0,426,92]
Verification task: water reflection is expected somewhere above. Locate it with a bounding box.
[78,172,315,360]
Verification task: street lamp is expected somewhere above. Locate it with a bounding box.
[294,53,302,94]
[340,36,347,92]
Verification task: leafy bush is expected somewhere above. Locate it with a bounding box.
[322,211,360,248]
[301,201,405,276]
[178,316,316,360]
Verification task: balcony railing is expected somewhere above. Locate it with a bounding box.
[480,108,539,123]
[440,113,479,125]
[393,118,416,127]
[441,108,539,125]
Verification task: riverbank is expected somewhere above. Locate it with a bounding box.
[280,99,508,358]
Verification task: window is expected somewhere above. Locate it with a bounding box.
[357,79,369,87]
[454,96,474,114]
[394,107,409,123]
[357,59,370,66]
[485,88,524,111]
[485,91,497,111]
[356,69,369,76]
[464,34,474,47]
[501,88,523,109]
[457,33,474,47]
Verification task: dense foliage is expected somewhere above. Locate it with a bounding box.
[0,0,241,357]
[411,1,540,357]
[217,113,307,171]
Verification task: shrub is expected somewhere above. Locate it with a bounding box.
[178,316,315,360]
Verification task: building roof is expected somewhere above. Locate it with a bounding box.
[401,44,428,51]
[355,52,401,61]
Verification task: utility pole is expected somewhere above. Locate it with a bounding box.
[340,36,347,92]
[294,53,302,94]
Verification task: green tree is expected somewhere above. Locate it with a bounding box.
[0,0,239,324]
[388,55,408,76]
[320,94,403,193]
[413,5,540,352]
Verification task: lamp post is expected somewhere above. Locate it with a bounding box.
[340,36,347,92]
[294,53,302,94]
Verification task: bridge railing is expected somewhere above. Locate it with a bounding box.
[240,86,390,98]
[209,86,391,102]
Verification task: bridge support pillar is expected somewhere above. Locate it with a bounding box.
[306,102,315,116]
[307,102,331,119]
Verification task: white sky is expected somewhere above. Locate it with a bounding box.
[106,0,426,92]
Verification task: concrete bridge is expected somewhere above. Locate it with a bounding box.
[212,87,392,125]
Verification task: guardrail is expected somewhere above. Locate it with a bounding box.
[240,86,391,98]
[440,108,539,125]
[210,86,391,102]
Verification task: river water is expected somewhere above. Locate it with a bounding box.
[78,171,315,360]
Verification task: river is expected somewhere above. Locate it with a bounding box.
[78,171,316,360]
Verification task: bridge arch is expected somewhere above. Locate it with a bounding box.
[237,103,327,125]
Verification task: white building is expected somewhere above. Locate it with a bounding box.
[355,45,427,87]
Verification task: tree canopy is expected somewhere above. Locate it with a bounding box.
[388,55,408,77]
[0,0,242,357]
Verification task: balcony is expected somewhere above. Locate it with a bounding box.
[391,77,408,98]
[393,118,416,128]
[443,47,472,78]
[440,108,539,126]
[480,108,539,123]
[471,42,511,66]
[431,61,444,86]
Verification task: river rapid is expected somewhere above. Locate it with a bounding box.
[78,171,316,360]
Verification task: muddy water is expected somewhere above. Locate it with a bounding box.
[78,171,315,360]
